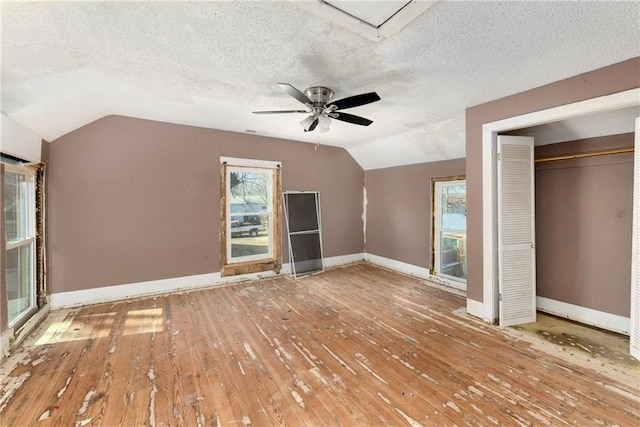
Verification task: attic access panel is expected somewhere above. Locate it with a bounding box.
[294,1,437,41]
[283,192,324,278]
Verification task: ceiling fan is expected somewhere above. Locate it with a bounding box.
[253,83,381,132]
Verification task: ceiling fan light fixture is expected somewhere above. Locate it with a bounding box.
[318,114,331,133]
[300,115,316,131]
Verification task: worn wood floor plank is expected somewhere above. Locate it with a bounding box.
[1,263,639,426]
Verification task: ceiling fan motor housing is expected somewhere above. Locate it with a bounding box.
[305,86,334,106]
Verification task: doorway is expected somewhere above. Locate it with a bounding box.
[480,88,640,359]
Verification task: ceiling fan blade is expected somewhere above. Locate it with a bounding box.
[330,92,380,110]
[253,110,308,114]
[278,83,312,106]
[332,112,373,126]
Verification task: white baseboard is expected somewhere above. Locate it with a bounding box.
[323,253,365,268]
[454,296,629,332]
[0,327,13,360]
[50,253,365,309]
[427,274,467,292]
[0,306,50,359]
[466,298,484,319]
[361,254,485,323]
[364,253,430,278]
[364,253,472,297]
[51,271,224,309]
[537,296,630,335]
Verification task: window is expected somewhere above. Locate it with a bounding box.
[221,158,280,276]
[4,165,37,326]
[433,178,467,285]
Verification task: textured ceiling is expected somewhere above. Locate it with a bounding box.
[1,1,639,170]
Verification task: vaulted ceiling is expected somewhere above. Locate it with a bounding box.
[2,1,639,169]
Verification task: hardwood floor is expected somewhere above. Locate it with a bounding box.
[1,263,639,426]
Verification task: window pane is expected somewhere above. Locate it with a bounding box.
[6,243,34,324]
[439,232,466,280]
[441,184,466,231]
[229,171,270,215]
[4,172,27,242]
[231,214,270,258]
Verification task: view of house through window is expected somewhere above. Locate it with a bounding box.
[433,179,467,283]
[4,165,37,326]
[226,166,275,264]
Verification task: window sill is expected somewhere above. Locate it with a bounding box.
[221,258,281,277]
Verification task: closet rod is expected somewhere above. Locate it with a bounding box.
[535,147,634,163]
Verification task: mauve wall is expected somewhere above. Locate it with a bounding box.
[466,57,640,303]
[47,115,364,293]
[535,134,634,317]
[364,158,465,268]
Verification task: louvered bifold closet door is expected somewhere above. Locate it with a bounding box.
[631,117,640,361]
[498,136,536,327]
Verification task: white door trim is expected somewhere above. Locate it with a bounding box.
[631,116,640,360]
[481,87,640,323]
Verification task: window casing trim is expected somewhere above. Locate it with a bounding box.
[220,160,281,277]
[220,156,281,169]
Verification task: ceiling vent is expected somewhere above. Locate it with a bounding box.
[292,0,437,41]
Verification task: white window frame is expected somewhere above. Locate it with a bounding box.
[225,165,275,264]
[4,163,37,327]
[433,179,467,286]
